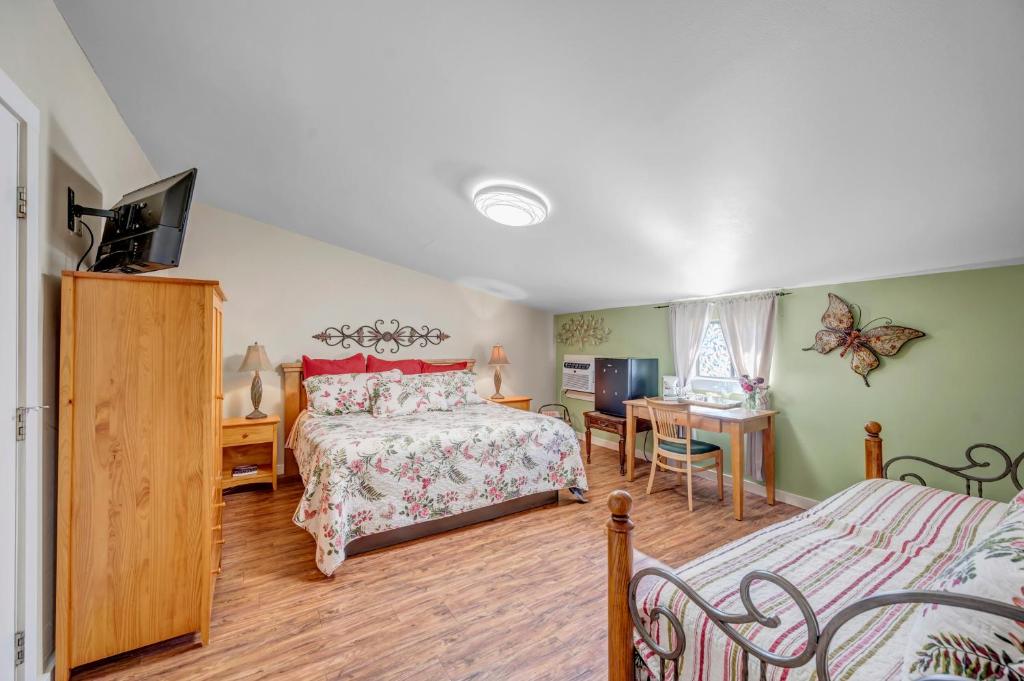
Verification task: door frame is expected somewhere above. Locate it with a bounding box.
[0,66,45,681]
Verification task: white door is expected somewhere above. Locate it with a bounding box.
[0,100,21,677]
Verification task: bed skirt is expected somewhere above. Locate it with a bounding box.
[344,489,560,556]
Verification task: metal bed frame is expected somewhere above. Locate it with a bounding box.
[606,421,1024,681]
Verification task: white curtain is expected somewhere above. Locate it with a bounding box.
[669,301,711,387]
[717,292,778,481]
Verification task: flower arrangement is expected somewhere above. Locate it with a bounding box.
[739,375,769,410]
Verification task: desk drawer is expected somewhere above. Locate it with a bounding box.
[587,416,624,432]
[223,423,275,447]
[688,415,723,433]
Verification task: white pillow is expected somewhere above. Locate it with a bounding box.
[368,372,449,418]
[902,512,1024,680]
[303,370,399,415]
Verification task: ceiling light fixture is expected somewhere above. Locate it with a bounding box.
[472,183,549,227]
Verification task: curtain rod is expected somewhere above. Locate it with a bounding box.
[653,290,790,309]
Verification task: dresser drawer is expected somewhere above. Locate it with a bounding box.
[222,423,275,447]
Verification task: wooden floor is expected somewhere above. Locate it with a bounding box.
[74,443,801,681]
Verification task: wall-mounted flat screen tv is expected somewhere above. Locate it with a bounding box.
[72,168,197,273]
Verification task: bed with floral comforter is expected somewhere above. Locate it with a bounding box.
[288,402,587,575]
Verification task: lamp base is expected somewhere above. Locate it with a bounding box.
[491,366,504,401]
[245,409,267,420]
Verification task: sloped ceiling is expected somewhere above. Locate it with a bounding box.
[58,1,1024,311]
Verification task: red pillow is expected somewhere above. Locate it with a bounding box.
[302,353,366,377]
[421,361,469,373]
[366,355,423,375]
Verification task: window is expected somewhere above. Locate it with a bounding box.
[696,321,736,379]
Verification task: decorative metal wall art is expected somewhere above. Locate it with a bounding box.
[803,293,925,386]
[557,314,611,349]
[313,319,450,354]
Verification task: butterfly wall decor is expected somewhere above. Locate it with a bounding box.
[803,293,925,386]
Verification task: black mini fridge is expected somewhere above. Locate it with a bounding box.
[595,357,659,417]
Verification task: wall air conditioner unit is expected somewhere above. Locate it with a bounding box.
[562,354,596,398]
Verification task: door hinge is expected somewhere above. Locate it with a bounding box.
[16,185,27,219]
[15,405,49,441]
[14,631,24,667]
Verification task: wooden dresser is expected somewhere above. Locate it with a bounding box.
[56,272,225,681]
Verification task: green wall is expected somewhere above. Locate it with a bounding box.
[555,264,1024,502]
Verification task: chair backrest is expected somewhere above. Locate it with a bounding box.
[644,398,691,443]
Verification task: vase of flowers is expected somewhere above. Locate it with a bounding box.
[739,375,768,410]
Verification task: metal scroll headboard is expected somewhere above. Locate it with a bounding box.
[883,443,1024,497]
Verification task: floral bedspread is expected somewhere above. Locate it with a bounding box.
[289,402,587,575]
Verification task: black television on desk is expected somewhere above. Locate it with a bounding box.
[595,357,659,417]
[68,168,197,273]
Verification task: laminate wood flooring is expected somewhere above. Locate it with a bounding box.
[73,443,801,681]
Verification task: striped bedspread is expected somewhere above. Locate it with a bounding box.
[635,478,1007,681]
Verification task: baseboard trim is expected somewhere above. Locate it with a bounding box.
[578,431,819,510]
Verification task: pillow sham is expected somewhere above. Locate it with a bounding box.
[304,370,399,415]
[366,355,423,375]
[368,372,449,417]
[902,514,1024,680]
[421,361,469,373]
[1004,488,1024,522]
[302,353,366,377]
[438,370,485,408]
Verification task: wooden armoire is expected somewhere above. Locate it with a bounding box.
[56,272,225,681]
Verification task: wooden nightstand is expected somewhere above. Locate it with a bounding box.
[488,395,532,411]
[222,415,279,490]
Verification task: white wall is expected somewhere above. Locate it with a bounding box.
[0,0,157,673]
[169,203,556,435]
[0,1,555,672]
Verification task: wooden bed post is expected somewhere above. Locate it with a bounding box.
[607,490,634,681]
[282,362,303,477]
[865,421,883,479]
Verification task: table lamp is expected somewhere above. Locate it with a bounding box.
[238,342,273,419]
[488,344,510,399]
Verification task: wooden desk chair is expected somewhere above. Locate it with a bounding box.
[644,398,724,510]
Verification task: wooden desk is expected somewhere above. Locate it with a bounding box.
[623,398,778,520]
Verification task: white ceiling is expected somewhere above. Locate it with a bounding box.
[58,1,1024,312]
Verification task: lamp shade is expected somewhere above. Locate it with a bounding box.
[238,343,273,372]
[488,345,510,366]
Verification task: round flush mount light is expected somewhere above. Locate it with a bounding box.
[472,183,549,227]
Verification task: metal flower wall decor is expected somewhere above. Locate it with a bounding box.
[314,319,450,354]
[803,293,925,386]
[556,314,612,349]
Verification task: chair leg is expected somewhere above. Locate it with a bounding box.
[646,452,659,495]
[686,456,694,512]
[716,452,724,501]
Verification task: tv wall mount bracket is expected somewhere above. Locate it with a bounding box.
[67,187,123,232]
